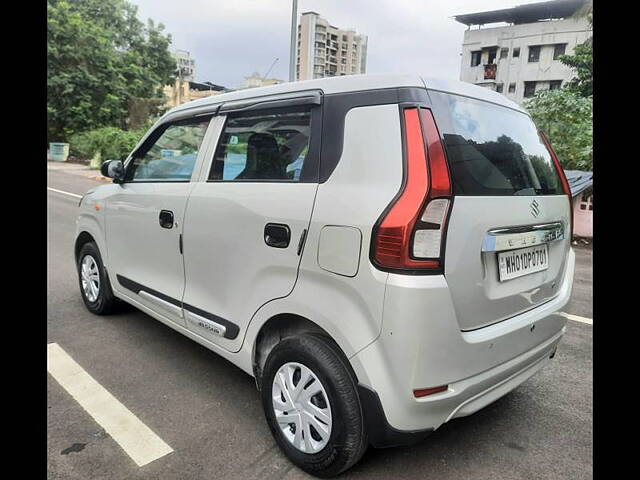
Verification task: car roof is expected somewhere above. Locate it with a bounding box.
[168,73,526,117]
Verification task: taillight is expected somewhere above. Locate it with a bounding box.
[372,107,452,272]
[540,131,573,237]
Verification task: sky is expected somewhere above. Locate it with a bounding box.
[129,0,542,89]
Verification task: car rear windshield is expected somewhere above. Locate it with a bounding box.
[429,91,563,196]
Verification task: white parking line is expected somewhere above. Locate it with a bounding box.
[47,343,173,466]
[47,187,82,199]
[560,312,593,325]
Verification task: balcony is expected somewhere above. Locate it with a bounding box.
[484,64,497,80]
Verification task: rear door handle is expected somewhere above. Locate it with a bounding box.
[264,223,291,248]
[159,210,174,229]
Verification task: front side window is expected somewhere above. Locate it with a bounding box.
[127,118,210,182]
[429,91,564,196]
[209,109,311,182]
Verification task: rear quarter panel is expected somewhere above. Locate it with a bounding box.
[241,103,404,359]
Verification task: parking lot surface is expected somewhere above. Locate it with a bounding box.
[48,165,592,479]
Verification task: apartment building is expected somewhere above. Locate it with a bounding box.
[174,50,196,82]
[295,11,367,81]
[455,0,591,104]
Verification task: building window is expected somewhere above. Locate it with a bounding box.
[549,80,562,90]
[471,50,481,67]
[508,83,516,93]
[553,43,567,60]
[500,48,509,59]
[513,47,520,58]
[580,193,593,211]
[528,46,541,63]
[496,83,504,93]
[524,81,537,98]
[487,47,497,64]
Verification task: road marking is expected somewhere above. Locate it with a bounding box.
[47,187,82,199]
[560,312,593,325]
[47,343,173,466]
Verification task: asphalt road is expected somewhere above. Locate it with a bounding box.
[47,165,593,480]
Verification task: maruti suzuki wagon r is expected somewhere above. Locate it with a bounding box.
[75,74,574,477]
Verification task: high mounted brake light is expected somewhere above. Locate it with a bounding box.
[540,131,573,238]
[372,107,452,272]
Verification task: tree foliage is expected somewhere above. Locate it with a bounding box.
[47,0,175,142]
[69,126,147,161]
[526,89,592,170]
[525,13,593,170]
[559,13,593,97]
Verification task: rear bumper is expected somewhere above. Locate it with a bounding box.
[351,249,574,436]
[358,331,561,447]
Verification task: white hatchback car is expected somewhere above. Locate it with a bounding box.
[75,74,574,477]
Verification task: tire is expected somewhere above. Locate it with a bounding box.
[77,242,117,315]
[261,333,368,477]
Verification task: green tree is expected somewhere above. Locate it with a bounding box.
[47,0,175,142]
[525,9,592,170]
[559,13,593,97]
[525,88,592,170]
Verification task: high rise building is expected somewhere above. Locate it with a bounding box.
[295,12,367,81]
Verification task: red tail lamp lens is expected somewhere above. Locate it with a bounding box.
[372,107,452,270]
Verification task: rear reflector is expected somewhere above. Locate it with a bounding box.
[413,385,448,398]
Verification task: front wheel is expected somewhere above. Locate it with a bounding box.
[77,242,117,315]
[261,334,368,477]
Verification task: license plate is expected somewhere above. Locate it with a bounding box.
[498,244,549,281]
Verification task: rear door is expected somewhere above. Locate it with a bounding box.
[429,91,571,331]
[181,102,321,351]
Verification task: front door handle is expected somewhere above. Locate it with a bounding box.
[159,210,174,229]
[264,223,291,248]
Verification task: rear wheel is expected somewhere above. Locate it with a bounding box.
[261,334,368,477]
[77,242,117,315]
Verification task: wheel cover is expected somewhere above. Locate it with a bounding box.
[272,362,332,454]
[80,255,100,303]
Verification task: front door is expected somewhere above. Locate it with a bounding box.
[181,106,320,351]
[105,116,213,326]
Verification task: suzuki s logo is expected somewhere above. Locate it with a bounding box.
[530,199,541,218]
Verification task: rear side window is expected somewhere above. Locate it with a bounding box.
[429,91,563,196]
[209,109,311,182]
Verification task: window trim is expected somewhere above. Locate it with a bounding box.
[205,104,322,184]
[123,115,215,184]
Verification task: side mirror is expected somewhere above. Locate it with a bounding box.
[101,160,125,183]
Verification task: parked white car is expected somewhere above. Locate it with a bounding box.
[75,74,574,477]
